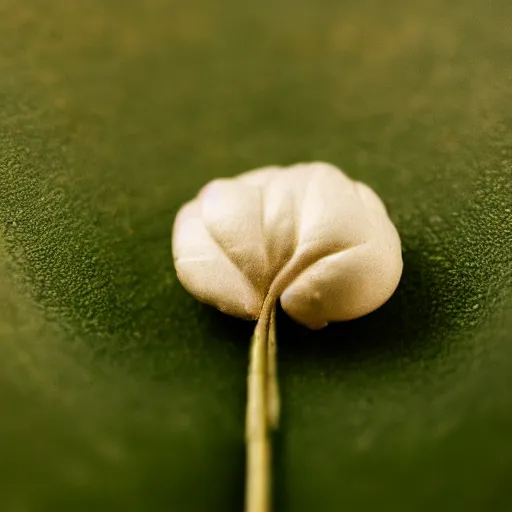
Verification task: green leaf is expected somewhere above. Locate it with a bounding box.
[1,1,511,511]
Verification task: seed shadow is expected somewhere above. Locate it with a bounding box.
[275,240,456,367]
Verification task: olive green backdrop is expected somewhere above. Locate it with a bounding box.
[1,0,511,511]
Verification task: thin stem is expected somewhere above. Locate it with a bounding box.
[245,301,278,512]
[267,306,280,430]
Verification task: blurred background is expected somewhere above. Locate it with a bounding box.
[0,1,511,511]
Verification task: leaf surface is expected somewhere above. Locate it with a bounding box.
[1,1,512,511]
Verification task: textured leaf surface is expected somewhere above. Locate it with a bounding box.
[1,1,512,511]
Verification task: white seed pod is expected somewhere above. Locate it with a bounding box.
[172,162,403,330]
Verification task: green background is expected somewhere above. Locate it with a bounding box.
[1,0,511,510]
